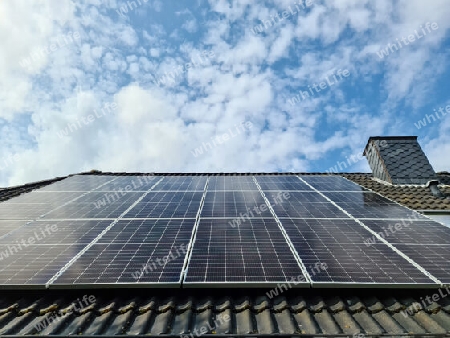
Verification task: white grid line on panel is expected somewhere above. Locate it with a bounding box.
[180,177,210,284]
[252,176,312,284]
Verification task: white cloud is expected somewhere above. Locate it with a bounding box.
[0,0,449,187]
[182,19,198,33]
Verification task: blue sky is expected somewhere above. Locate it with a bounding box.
[0,0,449,186]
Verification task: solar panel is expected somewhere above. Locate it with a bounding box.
[53,219,195,286]
[255,176,313,191]
[51,243,188,285]
[41,203,132,219]
[0,244,81,286]
[0,203,57,220]
[114,189,204,219]
[362,219,450,245]
[38,175,116,192]
[184,218,308,286]
[0,190,105,220]
[0,220,115,286]
[141,192,204,203]
[300,175,367,191]
[267,193,350,218]
[94,176,157,192]
[200,191,272,218]
[359,219,450,284]
[123,202,201,219]
[0,220,112,245]
[207,176,258,190]
[42,192,145,219]
[97,219,195,244]
[0,220,32,238]
[393,244,450,284]
[268,191,330,203]
[151,176,207,191]
[280,218,436,286]
[66,192,143,204]
[323,192,428,219]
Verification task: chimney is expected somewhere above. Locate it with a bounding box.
[363,136,437,185]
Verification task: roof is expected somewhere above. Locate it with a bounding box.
[1,289,450,336]
[0,172,450,337]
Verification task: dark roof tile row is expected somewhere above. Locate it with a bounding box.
[1,290,450,336]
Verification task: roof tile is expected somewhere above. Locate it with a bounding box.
[0,291,450,335]
[344,173,450,210]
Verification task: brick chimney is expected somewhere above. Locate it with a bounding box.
[363,136,437,185]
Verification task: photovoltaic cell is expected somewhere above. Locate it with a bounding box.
[0,220,112,245]
[98,219,195,244]
[119,189,204,219]
[207,176,258,190]
[141,192,204,203]
[151,176,207,191]
[72,192,144,204]
[37,175,116,192]
[200,191,273,218]
[184,218,307,285]
[362,219,450,245]
[0,191,91,220]
[0,244,82,286]
[40,192,144,219]
[265,191,351,218]
[94,176,156,192]
[41,202,133,219]
[300,175,367,191]
[267,191,330,203]
[124,202,200,219]
[0,220,31,238]
[280,219,435,285]
[323,192,428,219]
[0,203,57,220]
[256,176,313,191]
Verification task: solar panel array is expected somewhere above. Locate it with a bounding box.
[0,174,449,289]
